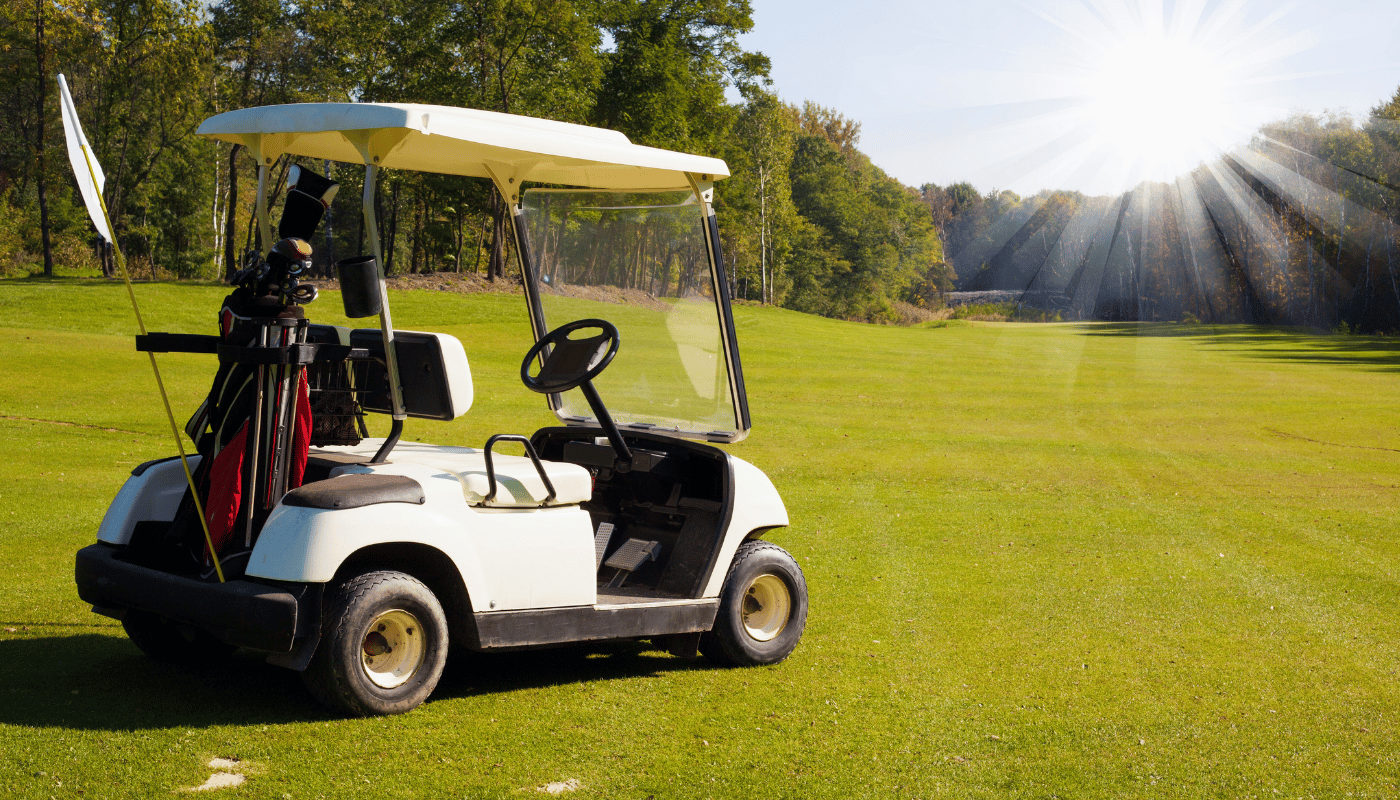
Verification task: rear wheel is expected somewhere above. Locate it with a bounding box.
[302,570,448,716]
[701,541,808,667]
[121,611,237,664]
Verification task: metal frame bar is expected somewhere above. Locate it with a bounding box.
[686,173,751,437]
[361,164,406,463]
[482,434,557,505]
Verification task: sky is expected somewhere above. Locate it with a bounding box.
[737,0,1400,197]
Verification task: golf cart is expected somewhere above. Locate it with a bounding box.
[74,103,808,716]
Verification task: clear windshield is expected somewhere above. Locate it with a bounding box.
[520,189,743,440]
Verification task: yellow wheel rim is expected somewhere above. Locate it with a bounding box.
[741,574,791,642]
[361,609,426,689]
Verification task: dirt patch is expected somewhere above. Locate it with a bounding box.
[179,758,252,793]
[537,282,673,313]
[309,271,523,296]
[308,271,673,312]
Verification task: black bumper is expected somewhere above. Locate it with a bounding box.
[75,543,303,652]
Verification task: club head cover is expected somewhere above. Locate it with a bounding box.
[288,165,339,205]
[278,165,340,241]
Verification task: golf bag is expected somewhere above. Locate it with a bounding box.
[167,166,339,578]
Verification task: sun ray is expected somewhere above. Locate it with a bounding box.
[927,0,1400,328]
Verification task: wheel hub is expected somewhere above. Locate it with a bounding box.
[741,574,791,642]
[360,609,425,689]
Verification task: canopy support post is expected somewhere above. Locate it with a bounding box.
[485,164,554,412]
[255,164,272,254]
[362,163,406,463]
[687,171,750,433]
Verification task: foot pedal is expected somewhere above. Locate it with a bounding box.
[594,522,615,569]
[604,538,661,588]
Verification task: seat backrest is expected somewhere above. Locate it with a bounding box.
[349,329,473,420]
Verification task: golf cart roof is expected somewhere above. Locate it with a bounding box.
[196,103,729,191]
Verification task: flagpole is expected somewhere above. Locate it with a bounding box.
[74,133,226,583]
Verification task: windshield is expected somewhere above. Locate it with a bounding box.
[520,189,747,442]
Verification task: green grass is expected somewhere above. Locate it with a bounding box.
[2,276,1399,798]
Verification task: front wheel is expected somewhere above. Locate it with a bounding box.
[302,571,448,716]
[701,540,808,667]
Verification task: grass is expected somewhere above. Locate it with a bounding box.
[3,276,1400,798]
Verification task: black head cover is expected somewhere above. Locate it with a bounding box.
[278,165,341,242]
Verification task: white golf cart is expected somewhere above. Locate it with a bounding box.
[74,103,808,716]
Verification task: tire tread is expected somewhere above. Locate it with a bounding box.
[700,540,807,667]
[302,570,446,716]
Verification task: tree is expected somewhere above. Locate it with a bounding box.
[34,0,53,275]
[784,102,944,320]
[731,90,796,303]
[595,0,768,154]
[76,0,214,276]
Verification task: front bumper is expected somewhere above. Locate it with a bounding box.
[75,543,304,652]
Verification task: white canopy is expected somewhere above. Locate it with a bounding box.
[196,103,729,191]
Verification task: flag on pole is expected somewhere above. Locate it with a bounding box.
[57,73,112,244]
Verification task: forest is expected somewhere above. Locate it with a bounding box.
[0,0,947,323]
[4,0,1400,330]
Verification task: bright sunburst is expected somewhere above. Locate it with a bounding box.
[969,0,1307,195]
[1083,29,1237,183]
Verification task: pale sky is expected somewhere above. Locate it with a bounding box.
[739,0,1400,197]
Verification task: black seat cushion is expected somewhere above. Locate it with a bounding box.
[282,474,425,510]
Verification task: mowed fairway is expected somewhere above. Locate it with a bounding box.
[2,277,1398,798]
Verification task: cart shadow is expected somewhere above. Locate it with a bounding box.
[0,633,709,730]
[0,634,320,730]
[438,638,712,700]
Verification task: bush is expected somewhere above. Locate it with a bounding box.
[949,301,1062,323]
[890,300,952,325]
[950,301,1014,321]
[1009,306,1063,323]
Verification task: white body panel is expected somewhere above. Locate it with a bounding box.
[247,444,596,610]
[249,501,596,611]
[703,454,790,597]
[97,456,202,545]
[244,445,787,605]
[98,446,783,612]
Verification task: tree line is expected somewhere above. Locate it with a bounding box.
[1,0,949,323]
[924,87,1400,333]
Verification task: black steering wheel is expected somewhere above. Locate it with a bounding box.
[520,319,620,394]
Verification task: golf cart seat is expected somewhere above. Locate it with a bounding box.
[458,459,591,507]
[310,442,592,508]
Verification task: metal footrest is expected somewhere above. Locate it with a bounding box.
[594,522,615,569]
[603,538,660,588]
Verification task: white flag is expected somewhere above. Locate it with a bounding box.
[57,74,112,244]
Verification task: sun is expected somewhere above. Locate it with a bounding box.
[1077,22,1247,185]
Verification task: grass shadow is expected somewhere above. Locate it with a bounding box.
[1074,322,1400,372]
[0,633,710,730]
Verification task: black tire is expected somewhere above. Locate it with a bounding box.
[700,540,808,667]
[121,611,237,664]
[302,571,448,717]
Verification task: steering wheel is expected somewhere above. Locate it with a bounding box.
[520,319,620,394]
